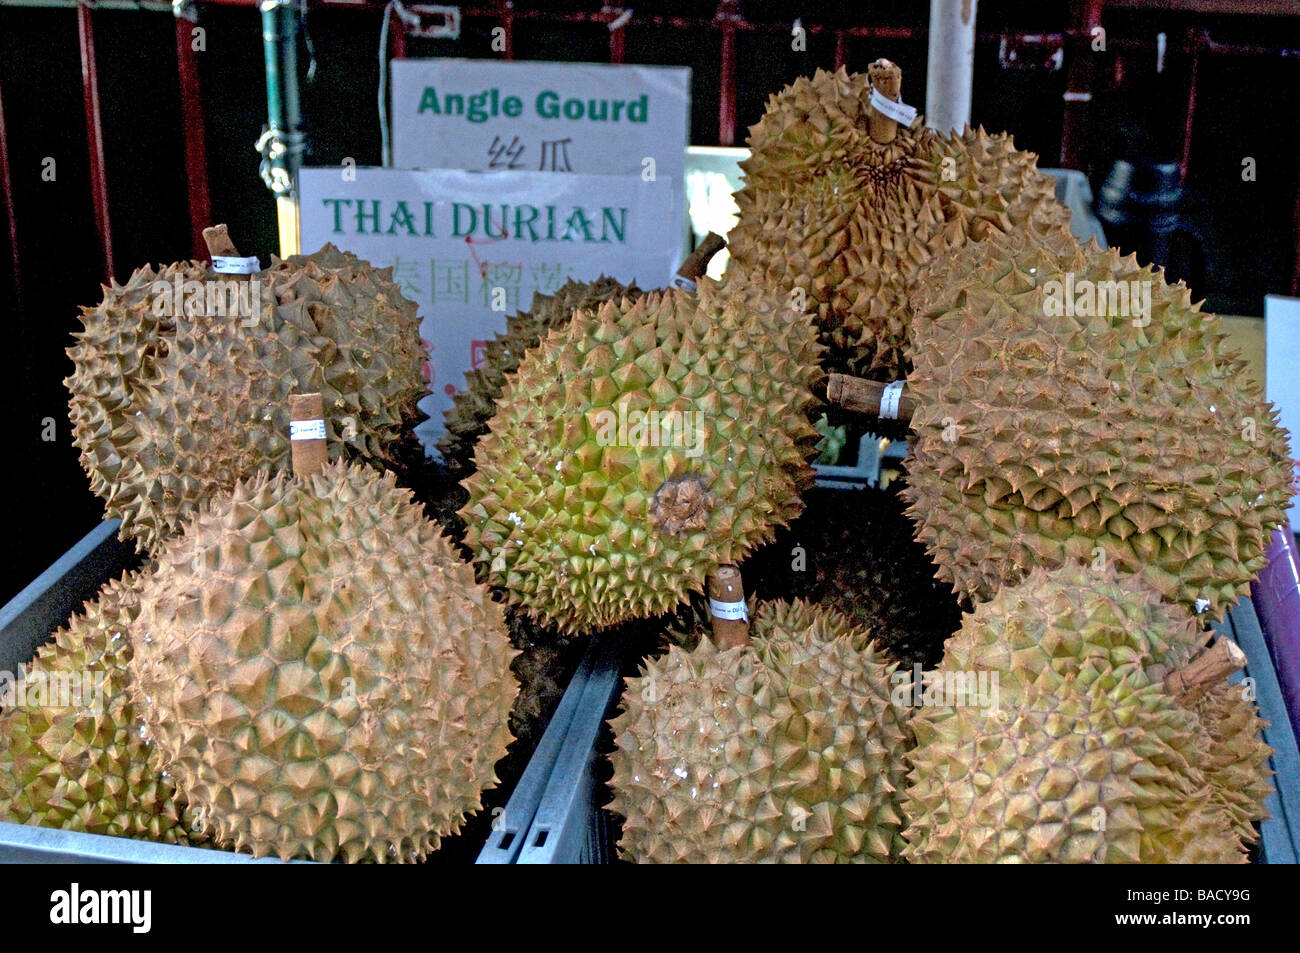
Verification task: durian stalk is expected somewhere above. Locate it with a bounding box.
[676,232,726,284]
[202,224,240,259]
[707,564,749,648]
[289,391,327,478]
[1164,639,1248,704]
[867,59,903,144]
[826,373,917,424]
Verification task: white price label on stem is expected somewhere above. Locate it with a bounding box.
[709,598,748,622]
[869,88,918,126]
[880,380,905,420]
[211,255,262,275]
[290,419,327,441]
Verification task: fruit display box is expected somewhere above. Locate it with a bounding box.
[0,521,552,864]
[520,594,1300,865]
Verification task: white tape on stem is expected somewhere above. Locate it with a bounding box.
[673,276,698,292]
[880,380,905,420]
[869,88,918,125]
[290,419,327,441]
[211,255,261,275]
[709,598,748,622]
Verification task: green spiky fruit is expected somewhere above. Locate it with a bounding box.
[902,226,1294,619]
[128,462,517,862]
[902,563,1262,864]
[66,244,426,553]
[726,65,1070,379]
[0,572,201,844]
[610,600,912,863]
[439,276,642,469]
[740,484,962,669]
[459,277,823,633]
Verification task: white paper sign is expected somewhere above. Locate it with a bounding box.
[1265,294,1300,532]
[299,167,684,451]
[391,59,689,180]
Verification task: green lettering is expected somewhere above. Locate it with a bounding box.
[600,207,627,243]
[418,87,441,114]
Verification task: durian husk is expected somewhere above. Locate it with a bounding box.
[439,276,642,470]
[128,461,517,863]
[902,563,1260,864]
[902,225,1294,620]
[0,571,203,845]
[610,599,912,863]
[726,67,1072,379]
[459,274,823,633]
[66,244,426,553]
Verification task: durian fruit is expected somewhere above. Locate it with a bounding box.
[0,571,201,844]
[504,608,580,752]
[740,485,962,669]
[902,226,1294,619]
[128,461,517,862]
[66,241,425,552]
[610,600,912,863]
[439,276,642,470]
[459,276,823,633]
[726,62,1070,379]
[902,563,1267,864]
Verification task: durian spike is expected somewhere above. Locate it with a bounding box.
[201,224,240,259]
[676,232,727,283]
[826,373,916,424]
[1164,639,1248,704]
[707,564,749,648]
[867,58,903,144]
[289,392,327,478]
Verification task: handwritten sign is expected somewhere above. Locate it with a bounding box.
[390,59,690,181]
[299,167,684,451]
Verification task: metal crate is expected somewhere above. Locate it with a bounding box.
[528,596,1300,864]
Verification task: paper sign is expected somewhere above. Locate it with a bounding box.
[299,167,684,451]
[1265,294,1300,532]
[391,59,689,180]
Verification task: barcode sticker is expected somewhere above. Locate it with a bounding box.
[880,380,905,420]
[709,598,748,622]
[869,88,918,126]
[211,255,261,275]
[290,419,327,441]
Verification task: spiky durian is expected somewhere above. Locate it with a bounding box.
[902,226,1293,619]
[439,276,642,469]
[726,63,1070,379]
[740,484,962,669]
[0,571,200,844]
[610,600,912,863]
[902,563,1262,864]
[459,277,822,633]
[127,461,517,863]
[66,243,425,553]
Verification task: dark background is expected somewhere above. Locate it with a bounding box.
[2,0,1298,604]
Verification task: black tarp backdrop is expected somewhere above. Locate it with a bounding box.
[1,0,1298,604]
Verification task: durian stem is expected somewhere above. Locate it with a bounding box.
[289,392,328,478]
[677,232,727,283]
[1164,639,1247,703]
[868,59,903,144]
[202,224,240,259]
[707,565,749,648]
[826,374,916,424]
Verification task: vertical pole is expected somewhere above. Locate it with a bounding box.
[717,12,736,146]
[834,30,847,71]
[261,0,303,256]
[609,21,625,64]
[0,72,21,310]
[176,12,212,261]
[1178,30,1202,186]
[497,0,514,60]
[391,8,407,59]
[926,0,977,135]
[78,0,114,282]
[1060,0,1105,170]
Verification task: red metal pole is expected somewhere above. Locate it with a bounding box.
[497,1,514,61]
[1179,30,1203,186]
[78,0,114,283]
[609,22,625,64]
[175,15,212,261]
[835,30,847,71]
[0,71,20,310]
[1060,0,1106,170]
[391,6,407,59]
[717,9,737,146]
